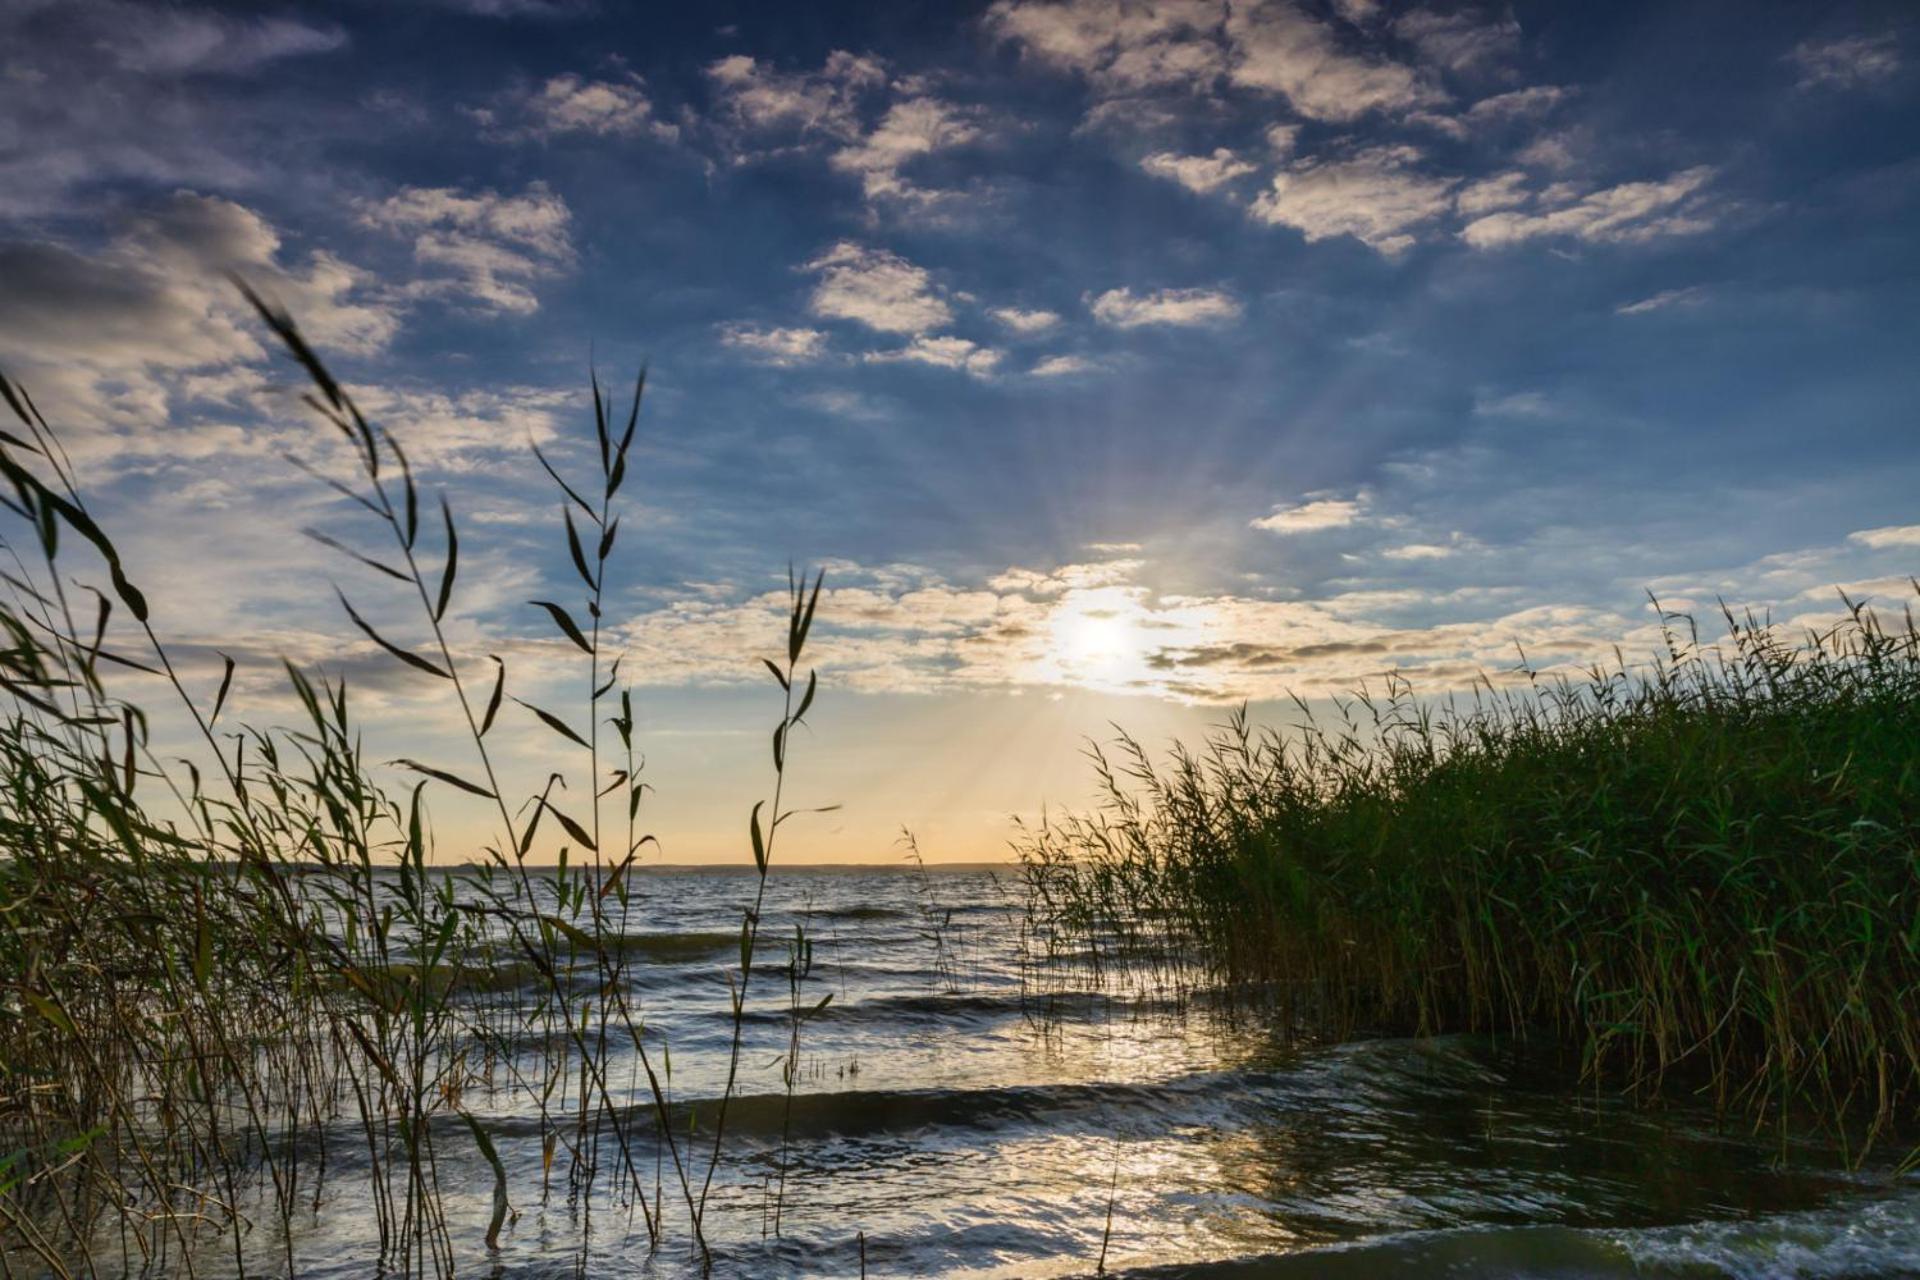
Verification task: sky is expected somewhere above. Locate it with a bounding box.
[1,0,1916,863]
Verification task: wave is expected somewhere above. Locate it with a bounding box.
[1107,1190,1920,1279]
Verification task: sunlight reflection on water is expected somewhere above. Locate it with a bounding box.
[122,869,1920,1279]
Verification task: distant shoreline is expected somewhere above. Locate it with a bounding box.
[277,859,1020,874]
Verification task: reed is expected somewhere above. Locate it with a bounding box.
[1020,596,1920,1155]
[0,291,827,1275]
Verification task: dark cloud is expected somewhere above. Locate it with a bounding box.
[0,1,347,215]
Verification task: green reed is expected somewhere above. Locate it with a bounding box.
[0,291,827,1276]
[1021,596,1920,1156]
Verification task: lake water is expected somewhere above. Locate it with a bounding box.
[166,866,1920,1278]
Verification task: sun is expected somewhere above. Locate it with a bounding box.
[1045,594,1155,691]
[1059,611,1132,664]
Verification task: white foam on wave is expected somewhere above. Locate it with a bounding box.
[1608,1186,1920,1278]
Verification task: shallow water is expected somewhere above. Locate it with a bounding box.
[107,867,1920,1278]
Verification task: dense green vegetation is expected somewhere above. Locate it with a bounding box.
[0,297,827,1276]
[1021,598,1920,1156]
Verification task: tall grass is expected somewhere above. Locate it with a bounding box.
[0,291,827,1275]
[1020,598,1920,1156]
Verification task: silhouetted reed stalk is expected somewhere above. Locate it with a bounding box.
[0,289,828,1276]
[1021,596,1920,1158]
[692,567,825,1252]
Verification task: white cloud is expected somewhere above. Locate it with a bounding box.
[589,554,1687,703]
[705,50,885,146]
[513,73,678,141]
[989,306,1062,334]
[1140,147,1255,194]
[803,241,952,335]
[1251,495,1366,533]
[1265,123,1301,155]
[359,183,574,314]
[1467,84,1570,123]
[1250,144,1455,254]
[1393,8,1519,73]
[1380,542,1456,561]
[702,53,983,214]
[988,560,1142,595]
[983,0,1227,96]
[1089,285,1241,328]
[1788,33,1901,91]
[0,192,396,433]
[1226,0,1439,121]
[1411,84,1569,140]
[1459,167,1720,249]
[1031,354,1097,376]
[829,96,981,203]
[348,383,572,468]
[1616,285,1708,316]
[719,323,829,365]
[865,335,1002,377]
[986,0,1446,123]
[1849,525,1920,550]
[84,5,346,75]
[1454,170,1531,217]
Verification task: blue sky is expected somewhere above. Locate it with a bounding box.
[1,0,1916,860]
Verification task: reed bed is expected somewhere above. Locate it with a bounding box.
[0,293,828,1276]
[1019,598,1920,1155]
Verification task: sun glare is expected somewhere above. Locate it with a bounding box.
[1060,611,1130,662]
[1044,591,1155,691]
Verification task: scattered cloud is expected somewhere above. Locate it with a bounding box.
[76,4,346,75]
[989,306,1062,334]
[1849,525,1920,550]
[1459,166,1721,249]
[1788,33,1901,91]
[1250,495,1366,534]
[1379,542,1456,561]
[702,50,986,212]
[0,2,351,217]
[983,0,1227,97]
[1616,285,1708,315]
[1226,0,1440,121]
[359,183,574,314]
[1392,8,1519,74]
[1030,354,1097,376]
[1514,128,1584,171]
[719,322,830,365]
[592,553,1686,703]
[705,49,886,146]
[493,72,679,142]
[986,0,1453,124]
[866,334,1003,376]
[988,560,1143,595]
[829,95,982,205]
[1454,170,1531,217]
[803,241,952,334]
[1089,285,1241,328]
[347,383,572,468]
[1411,85,1570,141]
[1140,147,1256,194]
[0,191,394,431]
[1467,84,1570,123]
[1250,144,1455,254]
